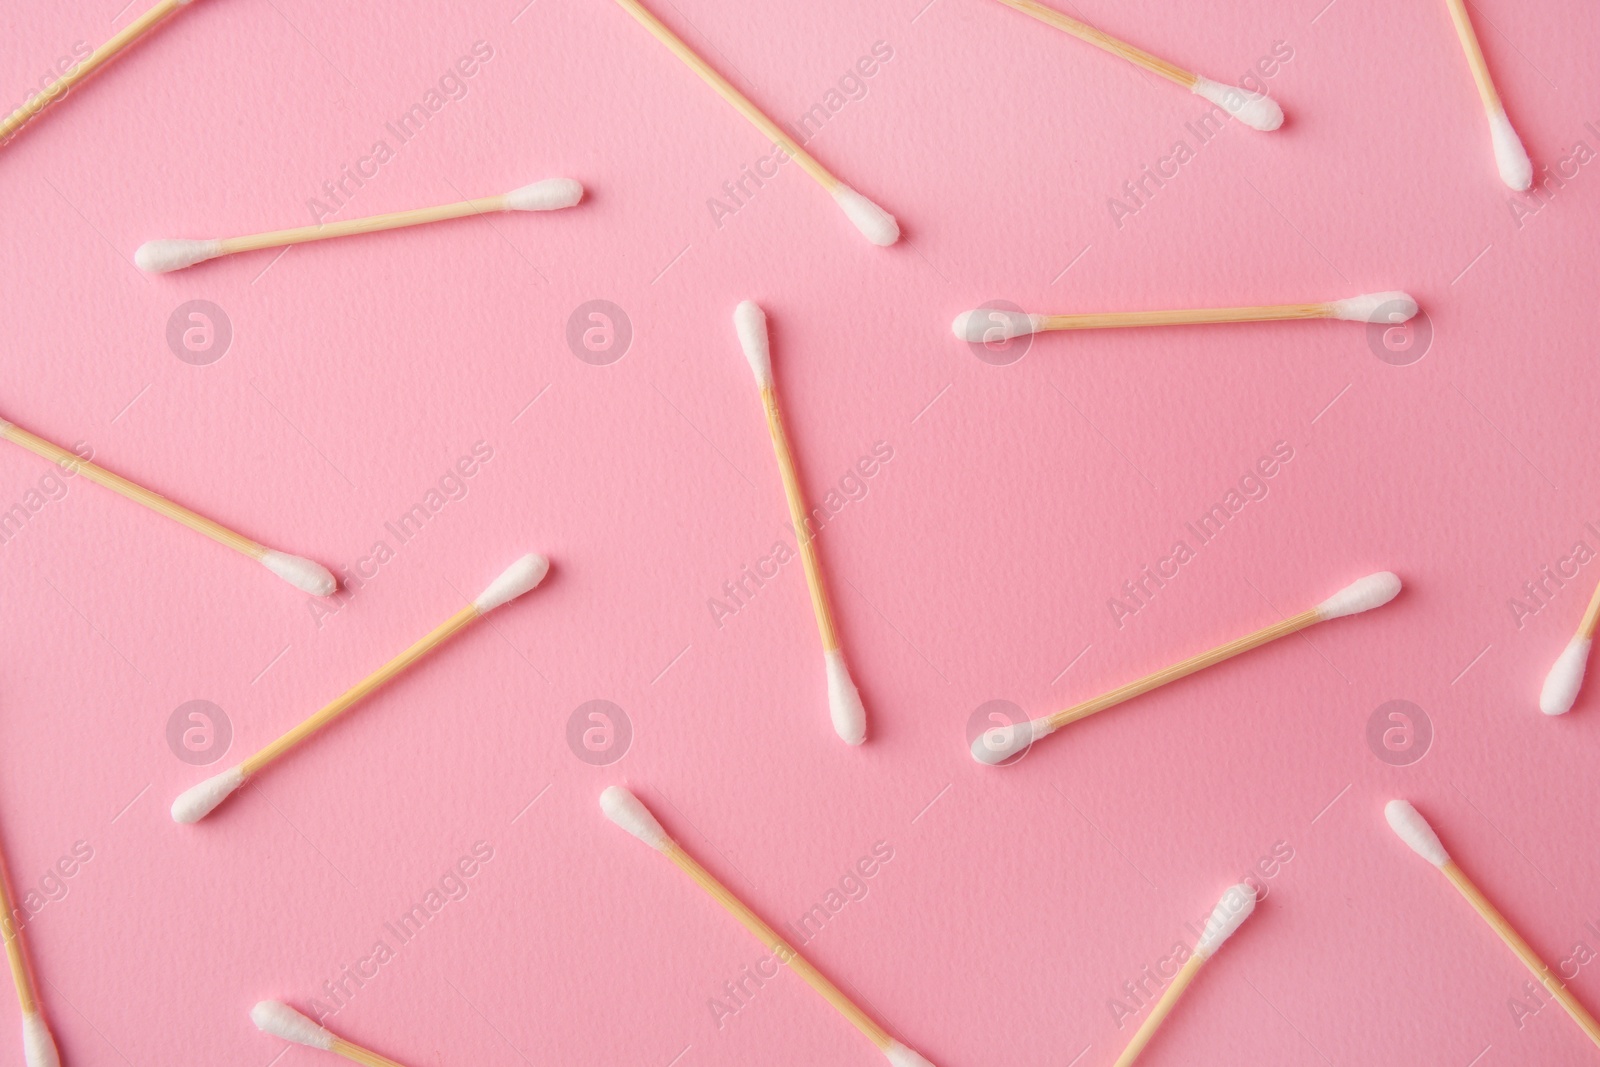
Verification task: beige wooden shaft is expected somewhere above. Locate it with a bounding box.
[0,843,38,1016]
[992,0,1195,87]
[1039,304,1330,332]
[1047,609,1321,729]
[1112,953,1205,1067]
[1442,0,1503,114]
[1443,861,1600,1046]
[239,605,482,776]
[0,420,264,558]
[610,0,839,191]
[0,0,184,140]
[1578,578,1600,639]
[331,1037,413,1067]
[665,843,892,1049]
[218,195,509,255]
[762,388,840,652]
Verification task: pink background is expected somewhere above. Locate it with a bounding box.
[2,0,1599,1063]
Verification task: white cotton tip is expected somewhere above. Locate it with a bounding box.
[1328,292,1418,324]
[1195,884,1257,958]
[472,553,550,613]
[259,551,337,596]
[1190,77,1284,132]
[134,238,223,273]
[1385,799,1450,866]
[970,717,1055,765]
[1488,108,1533,191]
[21,1014,59,1067]
[251,1001,335,1050]
[951,309,1040,343]
[883,1042,937,1067]
[504,178,584,211]
[1539,635,1593,716]
[824,649,867,745]
[170,765,247,823]
[600,786,671,850]
[733,300,773,389]
[830,184,900,247]
[1315,571,1401,620]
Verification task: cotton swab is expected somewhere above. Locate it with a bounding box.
[1538,578,1600,715]
[952,293,1418,343]
[609,0,898,247]
[972,572,1400,764]
[600,786,936,1066]
[252,1001,411,1067]
[1441,0,1532,190]
[734,302,867,745]
[0,830,60,1067]
[1112,884,1256,1067]
[0,0,200,146]
[171,554,549,823]
[1385,800,1600,1047]
[990,0,1283,132]
[135,179,583,272]
[0,413,335,596]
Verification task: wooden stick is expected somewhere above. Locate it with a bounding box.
[992,0,1195,87]
[0,417,263,558]
[1389,800,1600,1047]
[1110,883,1256,1065]
[137,179,581,272]
[173,555,548,822]
[1443,861,1600,1046]
[761,387,841,655]
[954,295,1415,345]
[609,0,840,192]
[1579,579,1600,641]
[330,1037,413,1067]
[239,605,481,777]
[1045,608,1321,731]
[601,787,927,1059]
[974,573,1400,763]
[1442,0,1503,114]
[666,842,895,1050]
[0,0,192,143]
[219,195,512,256]
[1112,954,1204,1066]
[1038,303,1332,332]
[0,837,42,1019]
[1440,0,1531,189]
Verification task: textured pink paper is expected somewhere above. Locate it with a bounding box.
[1,0,1598,1064]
